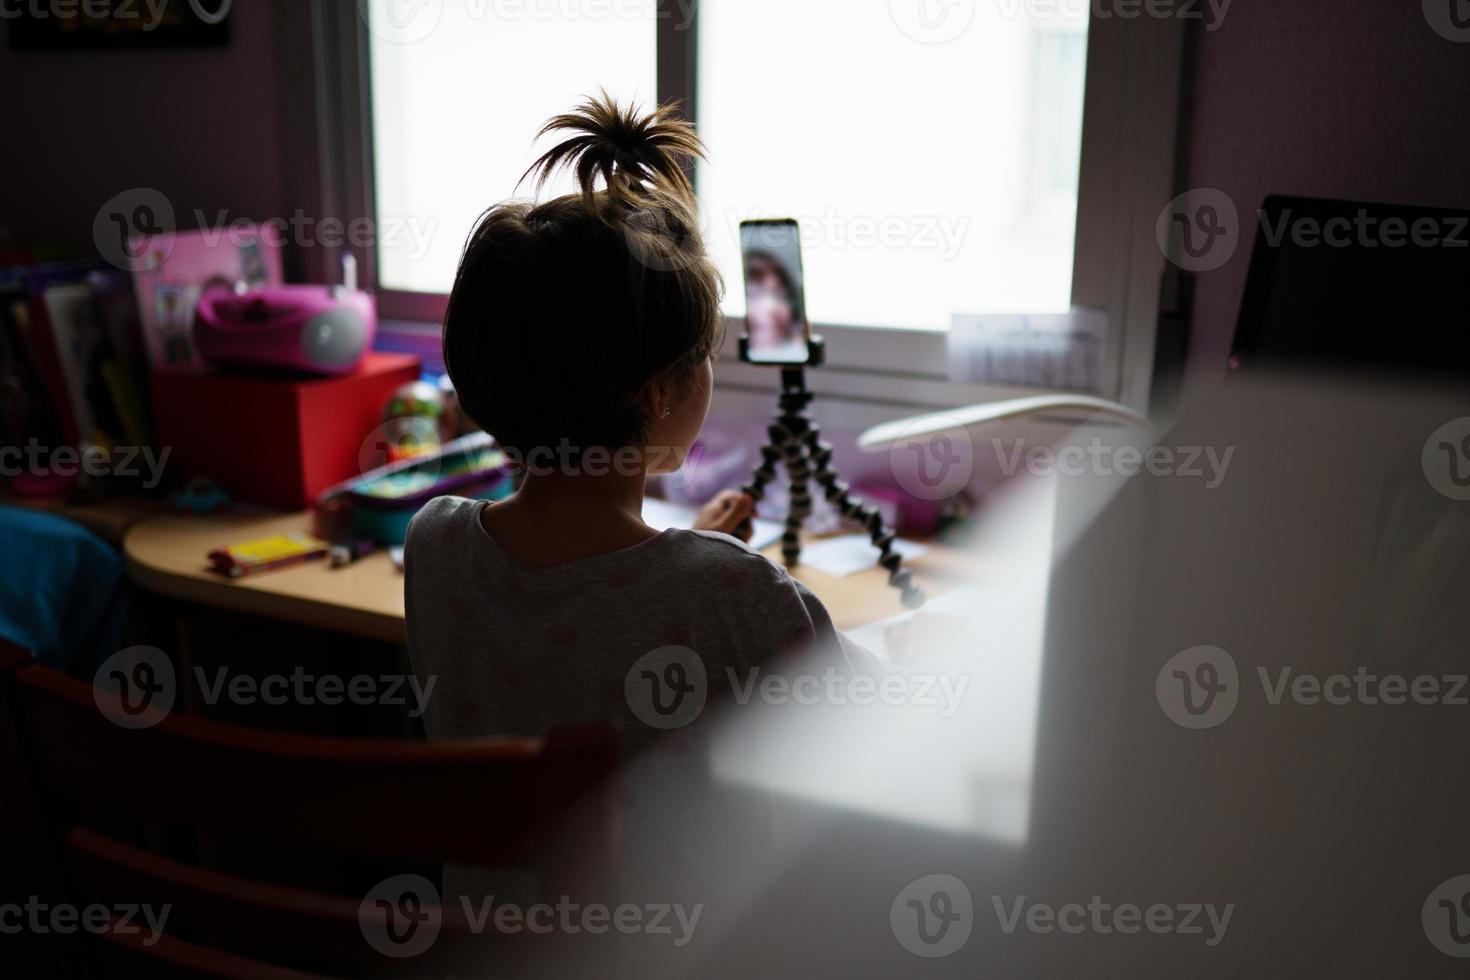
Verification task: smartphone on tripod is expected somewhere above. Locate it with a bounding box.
[739,219,812,366]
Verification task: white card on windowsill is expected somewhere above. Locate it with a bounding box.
[796,534,929,578]
[641,497,784,551]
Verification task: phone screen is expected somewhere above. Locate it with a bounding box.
[740,219,810,365]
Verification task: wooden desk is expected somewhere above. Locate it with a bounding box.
[124,509,971,644]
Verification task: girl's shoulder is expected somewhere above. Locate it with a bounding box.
[417,493,482,522]
[657,528,806,593]
[405,495,482,547]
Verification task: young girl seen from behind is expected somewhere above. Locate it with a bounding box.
[406,95,861,751]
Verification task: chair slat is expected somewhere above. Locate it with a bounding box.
[14,662,618,867]
[94,922,332,980]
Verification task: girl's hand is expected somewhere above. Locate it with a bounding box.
[692,490,756,541]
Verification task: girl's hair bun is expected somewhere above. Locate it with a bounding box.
[444,93,723,461]
[522,91,704,215]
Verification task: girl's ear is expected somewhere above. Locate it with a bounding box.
[640,377,671,422]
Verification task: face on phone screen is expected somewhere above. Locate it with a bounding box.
[740,220,809,365]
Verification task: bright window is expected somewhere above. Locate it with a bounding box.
[697,1,1088,329]
[366,2,657,293]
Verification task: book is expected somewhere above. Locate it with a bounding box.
[39,283,111,445]
[0,262,155,455]
[23,293,82,446]
[0,282,50,444]
[208,532,329,579]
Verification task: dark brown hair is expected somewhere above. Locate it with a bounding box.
[442,94,724,460]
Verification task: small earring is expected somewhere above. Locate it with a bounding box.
[662,408,672,418]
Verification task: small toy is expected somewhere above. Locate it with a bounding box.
[378,379,457,463]
[328,539,376,569]
[10,469,78,500]
[327,431,513,546]
[173,476,232,514]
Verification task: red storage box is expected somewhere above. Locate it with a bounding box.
[151,352,422,510]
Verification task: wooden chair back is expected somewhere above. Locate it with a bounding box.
[0,640,619,976]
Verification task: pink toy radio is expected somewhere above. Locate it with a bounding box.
[195,263,376,376]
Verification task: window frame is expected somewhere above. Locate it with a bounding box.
[292,1,1186,416]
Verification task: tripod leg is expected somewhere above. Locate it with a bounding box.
[804,428,926,609]
[781,428,813,567]
[732,365,922,607]
[736,425,789,541]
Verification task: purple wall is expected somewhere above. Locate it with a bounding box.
[0,3,284,248]
[1183,0,1470,373]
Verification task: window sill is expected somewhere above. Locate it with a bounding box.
[377,309,1098,432]
[714,317,1101,431]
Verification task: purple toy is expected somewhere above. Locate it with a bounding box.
[194,284,376,376]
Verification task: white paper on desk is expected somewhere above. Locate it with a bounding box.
[796,534,929,578]
[641,497,784,551]
[844,584,981,662]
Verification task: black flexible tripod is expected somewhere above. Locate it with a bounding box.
[737,338,924,609]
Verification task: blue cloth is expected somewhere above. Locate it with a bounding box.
[0,504,130,675]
